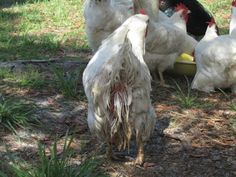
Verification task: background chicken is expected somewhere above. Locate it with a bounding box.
[135,0,197,86]
[83,14,156,165]
[191,17,236,93]
[84,0,134,52]
[159,0,216,38]
[230,0,236,37]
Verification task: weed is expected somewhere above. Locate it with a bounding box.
[53,67,81,98]
[1,65,47,89]
[17,66,46,89]
[0,96,37,133]
[230,103,236,111]
[174,77,198,108]
[0,68,11,79]
[8,133,107,177]
[230,117,236,133]
[218,88,236,111]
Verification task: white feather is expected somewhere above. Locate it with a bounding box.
[192,23,236,93]
[83,0,134,52]
[83,14,156,150]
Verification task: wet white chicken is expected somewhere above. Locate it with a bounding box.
[192,18,236,93]
[84,0,134,52]
[83,14,156,165]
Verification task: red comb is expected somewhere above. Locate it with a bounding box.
[232,0,236,7]
[175,3,189,12]
[139,9,146,15]
[207,18,216,27]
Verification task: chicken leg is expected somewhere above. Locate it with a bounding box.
[106,140,124,161]
[158,71,165,86]
[135,132,145,166]
[106,141,113,159]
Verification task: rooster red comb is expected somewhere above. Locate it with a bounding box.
[232,0,236,7]
[139,9,146,15]
[175,3,189,13]
[207,18,216,27]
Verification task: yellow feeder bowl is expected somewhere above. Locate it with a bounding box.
[172,53,196,76]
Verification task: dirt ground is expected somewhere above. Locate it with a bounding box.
[0,57,236,177]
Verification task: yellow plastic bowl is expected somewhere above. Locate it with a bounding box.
[171,53,196,76]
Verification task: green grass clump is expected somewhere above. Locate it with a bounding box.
[0,68,11,79]
[1,66,47,89]
[4,135,107,177]
[230,117,236,134]
[53,67,82,98]
[16,66,46,89]
[218,88,236,111]
[230,103,236,111]
[174,77,198,109]
[0,96,37,133]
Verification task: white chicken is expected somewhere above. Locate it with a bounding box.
[230,0,236,37]
[83,14,156,165]
[159,3,189,32]
[135,0,197,85]
[191,18,236,93]
[84,0,134,52]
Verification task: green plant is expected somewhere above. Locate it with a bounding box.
[31,136,75,177]
[230,103,236,111]
[0,66,46,89]
[53,67,81,98]
[174,77,198,108]
[10,134,107,177]
[16,66,46,89]
[229,117,236,134]
[0,68,11,79]
[0,96,37,133]
[218,88,236,111]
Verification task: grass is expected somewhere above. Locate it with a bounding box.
[0,134,107,177]
[53,66,82,98]
[174,77,199,108]
[0,0,88,61]
[0,0,233,61]
[230,103,236,111]
[0,68,12,79]
[0,66,47,89]
[218,88,236,111]
[0,95,37,133]
[0,0,235,176]
[230,117,236,134]
[198,0,231,34]
[16,66,46,89]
